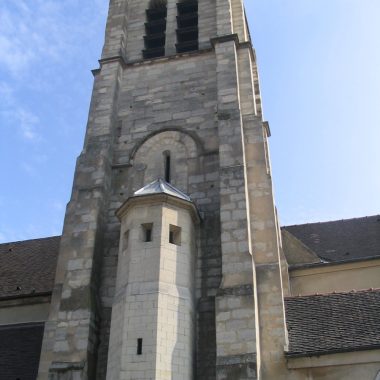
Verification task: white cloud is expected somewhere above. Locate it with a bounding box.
[0,0,108,141]
[21,162,37,176]
[0,0,108,76]
[0,101,41,142]
[0,81,41,141]
[0,222,58,243]
[19,152,49,176]
[0,35,36,75]
[0,226,23,243]
[0,6,36,75]
[51,200,65,211]
[0,232,6,243]
[17,110,40,141]
[0,82,14,105]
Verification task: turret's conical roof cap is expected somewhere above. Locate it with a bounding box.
[133,178,191,202]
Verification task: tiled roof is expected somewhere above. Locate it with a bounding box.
[285,289,380,357]
[283,215,380,262]
[0,323,45,380]
[0,236,60,299]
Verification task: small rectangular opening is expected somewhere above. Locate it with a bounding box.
[169,224,181,246]
[122,230,129,254]
[137,338,143,355]
[164,151,171,183]
[142,223,153,242]
[146,228,152,242]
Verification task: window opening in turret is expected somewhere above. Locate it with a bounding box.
[122,230,129,254]
[143,0,168,59]
[137,338,143,355]
[169,225,182,246]
[176,0,199,53]
[163,151,171,183]
[142,223,153,242]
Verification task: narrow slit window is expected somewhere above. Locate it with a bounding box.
[169,224,181,246]
[146,228,152,242]
[122,230,129,255]
[143,0,168,59]
[142,223,153,242]
[176,0,199,53]
[164,151,171,183]
[137,338,143,355]
[169,230,174,244]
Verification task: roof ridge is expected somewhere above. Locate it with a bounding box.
[133,178,191,202]
[282,214,380,228]
[0,235,61,247]
[285,288,380,300]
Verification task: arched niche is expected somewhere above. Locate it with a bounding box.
[132,130,200,193]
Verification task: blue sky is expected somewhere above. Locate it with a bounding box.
[0,0,379,243]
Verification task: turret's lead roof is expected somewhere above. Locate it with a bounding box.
[133,178,191,202]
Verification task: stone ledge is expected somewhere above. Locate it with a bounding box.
[216,353,257,380]
[217,352,257,366]
[0,293,51,306]
[210,33,240,47]
[49,361,85,372]
[94,48,214,72]
[217,284,253,297]
[287,349,380,369]
[99,53,128,68]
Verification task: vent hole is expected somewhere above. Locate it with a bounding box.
[169,225,181,246]
[142,223,153,242]
[123,230,130,253]
[164,150,171,183]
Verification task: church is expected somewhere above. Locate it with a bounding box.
[0,0,379,379]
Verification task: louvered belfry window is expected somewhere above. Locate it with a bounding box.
[176,0,199,53]
[143,0,168,59]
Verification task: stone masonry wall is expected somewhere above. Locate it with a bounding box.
[95,52,223,379]
[38,59,124,380]
[39,1,281,378]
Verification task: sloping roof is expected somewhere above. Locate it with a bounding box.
[0,236,60,299]
[134,178,191,202]
[285,289,380,357]
[0,323,44,380]
[283,215,380,262]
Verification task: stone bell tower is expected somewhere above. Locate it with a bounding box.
[37,0,289,379]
